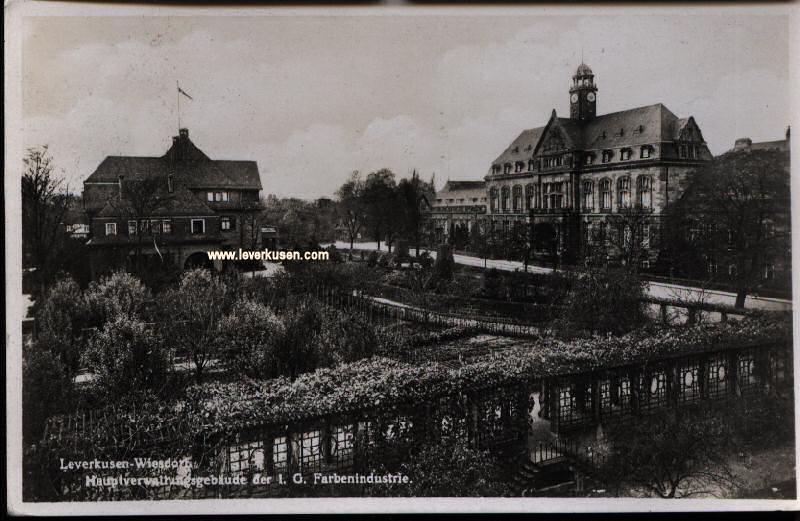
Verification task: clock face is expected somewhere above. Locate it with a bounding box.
[571,93,579,103]
[587,92,596,102]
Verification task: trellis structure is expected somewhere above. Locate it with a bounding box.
[30,338,791,500]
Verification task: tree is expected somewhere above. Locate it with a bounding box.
[666,148,791,307]
[363,169,398,251]
[35,277,91,376]
[21,146,72,294]
[599,406,739,498]
[335,171,366,256]
[397,170,434,256]
[161,269,228,383]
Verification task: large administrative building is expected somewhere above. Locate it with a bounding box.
[484,63,711,266]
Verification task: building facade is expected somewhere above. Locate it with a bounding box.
[430,180,488,243]
[82,128,262,278]
[484,63,712,265]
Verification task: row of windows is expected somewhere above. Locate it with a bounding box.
[492,146,657,175]
[678,144,702,159]
[488,175,653,213]
[207,191,231,202]
[435,197,487,204]
[104,217,238,236]
[582,175,652,211]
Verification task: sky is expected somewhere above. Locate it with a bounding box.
[21,11,790,199]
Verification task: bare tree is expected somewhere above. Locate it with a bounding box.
[603,205,654,273]
[109,173,167,275]
[21,146,72,294]
[598,406,740,498]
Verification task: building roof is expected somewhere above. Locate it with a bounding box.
[491,127,546,166]
[95,186,215,218]
[435,180,486,205]
[85,129,262,191]
[491,103,702,170]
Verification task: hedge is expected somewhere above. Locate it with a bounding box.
[40,314,790,455]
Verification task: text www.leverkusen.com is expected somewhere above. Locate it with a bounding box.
[207,249,330,261]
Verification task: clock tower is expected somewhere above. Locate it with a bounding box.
[569,63,598,121]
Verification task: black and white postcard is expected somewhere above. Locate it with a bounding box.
[5,2,798,515]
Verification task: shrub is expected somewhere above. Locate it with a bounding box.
[316,307,379,366]
[368,438,510,497]
[558,267,648,336]
[84,271,151,326]
[23,343,73,444]
[275,297,326,378]
[432,245,455,282]
[35,276,90,376]
[218,299,285,379]
[366,250,380,267]
[81,313,171,401]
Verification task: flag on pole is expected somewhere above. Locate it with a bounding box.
[153,235,163,262]
[177,84,193,100]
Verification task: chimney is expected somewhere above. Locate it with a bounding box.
[734,138,752,152]
[787,126,791,141]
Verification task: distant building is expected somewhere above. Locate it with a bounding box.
[82,128,262,278]
[430,180,487,242]
[484,63,711,265]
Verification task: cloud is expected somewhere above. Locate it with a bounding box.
[19,14,789,198]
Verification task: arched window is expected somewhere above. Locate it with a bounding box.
[637,175,652,208]
[528,159,535,171]
[512,185,522,212]
[525,184,536,210]
[582,180,594,211]
[489,187,499,213]
[501,186,510,212]
[617,176,631,208]
[599,179,612,210]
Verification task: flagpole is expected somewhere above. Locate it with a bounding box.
[177,80,181,132]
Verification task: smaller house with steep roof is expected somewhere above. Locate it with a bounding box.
[82,128,262,278]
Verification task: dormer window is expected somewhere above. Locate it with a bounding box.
[528,159,535,171]
[515,162,524,173]
[602,150,613,163]
[620,148,632,161]
[585,153,595,165]
[492,165,501,175]
[503,163,512,175]
[640,146,653,159]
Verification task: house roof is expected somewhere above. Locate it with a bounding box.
[95,187,215,218]
[85,130,262,191]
